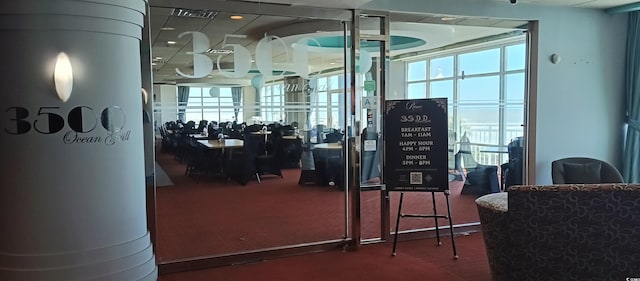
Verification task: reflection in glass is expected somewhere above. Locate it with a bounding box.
[152,11,349,262]
[430,80,453,101]
[506,43,526,71]
[505,73,525,101]
[407,83,426,99]
[430,56,453,79]
[504,107,524,144]
[458,48,500,75]
[459,76,500,102]
[408,60,426,81]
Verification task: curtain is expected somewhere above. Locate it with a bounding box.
[253,87,261,117]
[624,12,640,183]
[306,77,318,130]
[231,87,242,122]
[177,86,189,122]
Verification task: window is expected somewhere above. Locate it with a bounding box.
[309,74,345,129]
[404,38,526,165]
[261,83,285,123]
[185,87,243,123]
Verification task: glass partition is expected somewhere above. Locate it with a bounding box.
[387,20,528,238]
[147,1,530,268]
[150,5,352,262]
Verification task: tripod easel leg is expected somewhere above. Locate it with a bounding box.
[431,192,441,246]
[444,190,459,259]
[391,192,404,256]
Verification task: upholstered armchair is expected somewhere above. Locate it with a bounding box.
[476,184,640,281]
[551,157,624,184]
[458,133,500,195]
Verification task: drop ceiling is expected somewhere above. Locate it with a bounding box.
[148,0,639,85]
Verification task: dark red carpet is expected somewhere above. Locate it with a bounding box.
[158,232,492,281]
[154,148,482,261]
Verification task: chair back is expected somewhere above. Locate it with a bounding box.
[196,120,208,132]
[324,130,343,143]
[551,157,624,184]
[266,129,283,156]
[229,134,262,185]
[244,124,263,133]
[280,125,295,136]
[184,120,197,133]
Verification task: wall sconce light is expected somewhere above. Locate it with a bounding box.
[54,52,73,102]
[141,88,149,104]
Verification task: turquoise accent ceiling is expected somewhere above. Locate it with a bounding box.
[248,69,296,75]
[308,35,426,51]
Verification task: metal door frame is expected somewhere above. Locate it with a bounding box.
[348,11,391,245]
[147,0,355,274]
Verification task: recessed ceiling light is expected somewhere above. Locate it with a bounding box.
[160,27,175,31]
[230,15,243,20]
[206,48,234,54]
[167,41,177,45]
[151,62,157,66]
[171,8,219,19]
[441,16,457,21]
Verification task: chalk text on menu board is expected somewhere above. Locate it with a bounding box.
[399,102,433,166]
[384,98,448,192]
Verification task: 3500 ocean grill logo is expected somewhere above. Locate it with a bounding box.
[4,105,131,146]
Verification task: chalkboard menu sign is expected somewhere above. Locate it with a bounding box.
[384,98,448,192]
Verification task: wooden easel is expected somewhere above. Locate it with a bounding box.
[391,189,458,259]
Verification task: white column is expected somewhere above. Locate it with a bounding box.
[0,1,157,280]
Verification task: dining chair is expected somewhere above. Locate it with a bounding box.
[257,129,283,179]
[280,137,303,168]
[228,134,261,185]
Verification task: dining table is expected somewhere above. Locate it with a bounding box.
[189,133,209,140]
[313,143,343,150]
[312,142,344,187]
[197,139,244,149]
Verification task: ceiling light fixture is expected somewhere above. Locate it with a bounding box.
[167,40,177,45]
[206,48,234,54]
[170,8,219,19]
[160,27,175,31]
[230,15,243,20]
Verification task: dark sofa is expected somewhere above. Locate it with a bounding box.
[476,184,640,281]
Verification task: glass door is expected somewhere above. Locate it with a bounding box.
[349,11,530,244]
[147,1,353,267]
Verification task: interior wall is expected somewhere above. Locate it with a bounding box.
[363,0,628,184]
